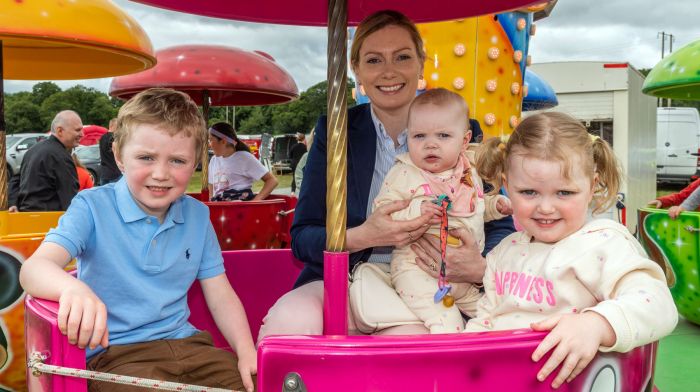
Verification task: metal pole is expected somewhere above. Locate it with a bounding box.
[323,0,349,336]
[325,0,347,251]
[0,41,8,210]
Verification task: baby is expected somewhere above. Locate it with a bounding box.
[374,88,511,333]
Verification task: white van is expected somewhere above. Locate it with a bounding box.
[656,107,700,184]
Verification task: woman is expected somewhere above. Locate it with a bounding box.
[258,10,515,339]
[207,122,278,201]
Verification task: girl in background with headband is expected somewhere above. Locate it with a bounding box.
[208,122,278,201]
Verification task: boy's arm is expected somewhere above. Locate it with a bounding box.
[200,275,256,392]
[19,242,108,350]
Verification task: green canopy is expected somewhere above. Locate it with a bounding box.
[642,39,700,100]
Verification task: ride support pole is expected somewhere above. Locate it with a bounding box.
[323,0,349,336]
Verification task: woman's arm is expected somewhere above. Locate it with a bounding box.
[252,171,278,201]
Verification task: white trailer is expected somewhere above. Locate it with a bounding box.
[526,61,657,233]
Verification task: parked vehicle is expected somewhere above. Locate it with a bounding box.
[271,134,299,174]
[5,133,49,176]
[73,144,101,184]
[657,107,700,184]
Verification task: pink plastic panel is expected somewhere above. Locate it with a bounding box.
[132,0,542,26]
[188,249,303,346]
[258,332,656,391]
[24,296,86,392]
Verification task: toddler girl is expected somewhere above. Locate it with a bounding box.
[467,112,677,388]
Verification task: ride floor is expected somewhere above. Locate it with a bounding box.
[655,317,700,391]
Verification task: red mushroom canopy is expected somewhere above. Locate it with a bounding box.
[109,45,299,106]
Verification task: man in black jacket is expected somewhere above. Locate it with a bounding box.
[11,110,82,211]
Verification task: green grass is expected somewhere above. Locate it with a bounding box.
[187,171,293,194]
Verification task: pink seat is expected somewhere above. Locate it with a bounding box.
[188,249,303,346]
[24,248,658,391]
[25,248,302,391]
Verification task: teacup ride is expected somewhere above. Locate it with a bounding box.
[24,1,660,391]
[639,39,700,326]
[110,44,299,251]
[0,1,154,390]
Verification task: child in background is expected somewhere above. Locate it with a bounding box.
[20,89,256,392]
[648,177,700,218]
[665,184,700,219]
[373,88,511,333]
[208,122,278,201]
[468,112,677,388]
[72,152,94,191]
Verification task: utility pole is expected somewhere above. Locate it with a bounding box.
[657,32,675,106]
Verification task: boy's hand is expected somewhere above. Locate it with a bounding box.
[57,282,109,350]
[496,197,513,216]
[647,200,662,208]
[668,206,685,219]
[237,348,257,392]
[420,200,442,225]
[530,312,615,389]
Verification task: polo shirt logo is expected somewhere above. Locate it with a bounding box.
[185,249,191,260]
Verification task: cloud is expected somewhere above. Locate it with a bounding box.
[5,0,700,94]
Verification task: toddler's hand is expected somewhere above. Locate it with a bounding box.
[668,206,684,219]
[237,348,258,392]
[530,312,615,389]
[496,197,513,215]
[57,282,108,350]
[647,200,662,209]
[420,200,442,224]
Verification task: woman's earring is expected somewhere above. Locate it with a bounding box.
[418,76,427,90]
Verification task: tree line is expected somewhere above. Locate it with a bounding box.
[4,80,356,135]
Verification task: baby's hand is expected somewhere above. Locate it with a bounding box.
[420,200,443,224]
[530,312,615,389]
[57,282,108,350]
[237,348,258,392]
[496,197,513,215]
[647,200,662,209]
[668,206,685,219]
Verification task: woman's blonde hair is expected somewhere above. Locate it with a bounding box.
[477,112,621,214]
[350,10,426,69]
[113,88,207,164]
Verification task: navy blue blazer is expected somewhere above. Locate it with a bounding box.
[291,103,515,287]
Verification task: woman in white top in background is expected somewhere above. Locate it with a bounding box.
[208,122,278,201]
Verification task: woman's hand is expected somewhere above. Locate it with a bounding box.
[647,200,662,209]
[237,347,257,392]
[410,227,486,284]
[346,200,432,253]
[530,312,616,389]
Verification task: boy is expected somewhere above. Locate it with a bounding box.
[373,88,511,333]
[20,88,256,392]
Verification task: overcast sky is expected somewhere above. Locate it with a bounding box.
[4,0,700,95]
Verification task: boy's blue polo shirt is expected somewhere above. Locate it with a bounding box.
[44,178,224,359]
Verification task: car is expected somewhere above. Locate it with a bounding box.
[73,144,101,184]
[5,133,49,176]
